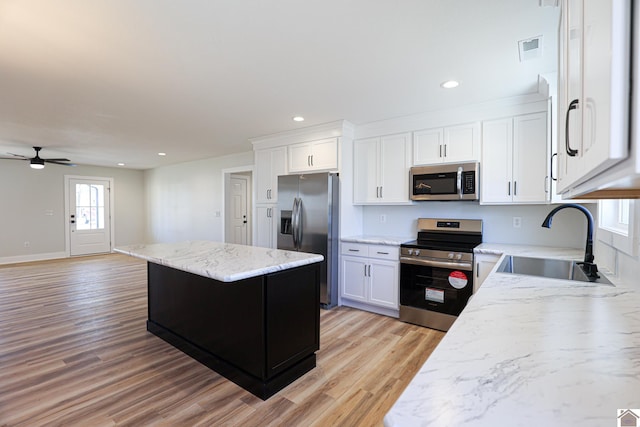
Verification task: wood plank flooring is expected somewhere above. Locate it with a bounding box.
[0,254,443,426]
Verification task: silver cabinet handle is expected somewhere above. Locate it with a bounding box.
[439,145,442,157]
[508,182,511,196]
[377,251,389,255]
[310,155,314,166]
[476,262,479,277]
[348,249,360,252]
[514,181,517,196]
[444,144,447,157]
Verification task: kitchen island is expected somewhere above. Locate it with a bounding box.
[385,244,640,426]
[115,241,323,400]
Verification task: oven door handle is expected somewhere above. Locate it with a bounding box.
[400,256,473,271]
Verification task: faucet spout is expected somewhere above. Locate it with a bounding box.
[541,203,597,276]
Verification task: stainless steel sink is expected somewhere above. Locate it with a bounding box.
[496,255,613,285]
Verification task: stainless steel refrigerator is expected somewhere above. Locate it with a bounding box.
[277,172,339,308]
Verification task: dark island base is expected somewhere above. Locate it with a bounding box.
[146,261,320,400]
[146,321,316,400]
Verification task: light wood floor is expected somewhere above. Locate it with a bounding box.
[0,254,444,426]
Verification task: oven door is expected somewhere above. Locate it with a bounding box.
[400,260,473,316]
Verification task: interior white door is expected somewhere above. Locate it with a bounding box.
[69,178,111,256]
[228,175,248,245]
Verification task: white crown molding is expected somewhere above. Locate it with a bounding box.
[250,120,354,150]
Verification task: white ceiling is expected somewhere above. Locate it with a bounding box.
[0,0,560,170]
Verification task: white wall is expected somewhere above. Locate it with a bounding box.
[144,151,254,243]
[362,202,597,248]
[0,160,145,263]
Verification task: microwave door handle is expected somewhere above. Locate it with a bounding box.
[457,167,463,199]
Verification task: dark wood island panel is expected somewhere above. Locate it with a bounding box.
[146,261,320,400]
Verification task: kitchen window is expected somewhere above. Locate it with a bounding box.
[598,199,636,256]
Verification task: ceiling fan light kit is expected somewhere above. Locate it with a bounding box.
[0,146,76,169]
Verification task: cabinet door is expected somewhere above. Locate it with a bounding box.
[288,138,338,173]
[481,118,513,204]
[255,205,275,248]
[269,147,287,202]
[473,254,500,293]
[255,147,287,204]
[255,150,273,204]
[353,138,380,204]
[444,122,479,163]
[379,133,411,203]
[309,138,338,171]
[369,259,399,309]
[413,128,444,165]
[513,113,548,203]
[288,143,313,173]
[579,0,630,178]
[341,256,368,302]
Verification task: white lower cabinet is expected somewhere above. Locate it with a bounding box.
[473,253,501,293]
[340,242,399,315]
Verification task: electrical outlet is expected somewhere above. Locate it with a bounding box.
[24,241,30,248]
[380,214,387,223]
[513,217,522,228]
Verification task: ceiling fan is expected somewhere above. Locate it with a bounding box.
[0,146,76,169]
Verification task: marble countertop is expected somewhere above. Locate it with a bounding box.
[385,245,639,427]
[474,242,585,260]
[115,241,323,282]
[341,235,410,246]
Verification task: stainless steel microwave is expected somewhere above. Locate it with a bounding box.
[410,162,479,201]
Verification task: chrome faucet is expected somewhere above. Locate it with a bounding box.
[541,203,599,279]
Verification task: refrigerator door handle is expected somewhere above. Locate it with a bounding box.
[294,197,303,249]
[291,198,299,249]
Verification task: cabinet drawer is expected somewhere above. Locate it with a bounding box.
[341,242,369,257]
[367,245,399,261]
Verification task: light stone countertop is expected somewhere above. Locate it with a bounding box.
[341,235,411,246]
[384,244,638,427]
[115,241,323,282]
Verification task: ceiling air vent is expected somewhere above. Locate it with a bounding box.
[518,35,543,62]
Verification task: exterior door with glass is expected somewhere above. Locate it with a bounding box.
[69,178,111,256]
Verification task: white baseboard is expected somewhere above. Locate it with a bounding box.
[0,251,68,265]
[340,299,400,319]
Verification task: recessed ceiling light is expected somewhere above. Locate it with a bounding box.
[158,152,166,156]
[117,162,125,166]
[440,80,460,89]
[292,116,305,122]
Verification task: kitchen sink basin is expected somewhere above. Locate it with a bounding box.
[496,255,613,285]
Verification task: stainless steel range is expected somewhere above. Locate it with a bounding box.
[399,218,483,331]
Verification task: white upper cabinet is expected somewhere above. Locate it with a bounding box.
[353,133,412,205]
[556,0,631,194]
[288,137,338,173]
[481,112,548,204]
[413,122,480,165]
[255,146,287,204]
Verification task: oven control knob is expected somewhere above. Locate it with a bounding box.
[448,253,454,259]
[415,249,420,256]
[408,249,413,255]
[455,253,463,260]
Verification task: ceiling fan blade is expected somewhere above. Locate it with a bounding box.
[42,158,71,162]
[45,159,77,166]
[6,152,30,159]
[0,156,28,160]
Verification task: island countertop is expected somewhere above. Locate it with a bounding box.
[115,241,324,282]
[384,246,640,427]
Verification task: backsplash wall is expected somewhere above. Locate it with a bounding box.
[362,202,597,248]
